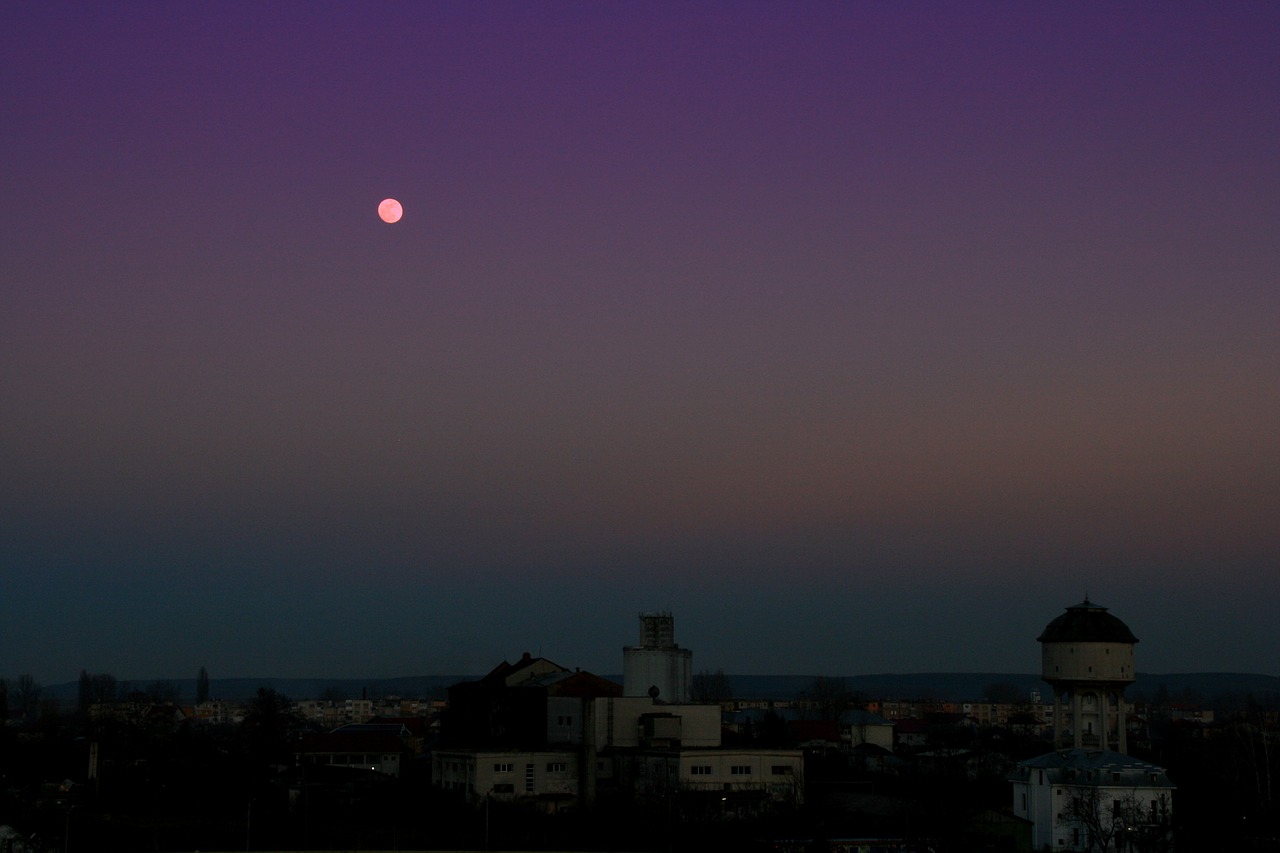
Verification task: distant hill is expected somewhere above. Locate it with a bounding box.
[731,672,1280,704]
[41,671,1280,706]
[43,675,473,704]
[730,673,1047,701]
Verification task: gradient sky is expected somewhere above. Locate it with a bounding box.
[3,2,1277,685]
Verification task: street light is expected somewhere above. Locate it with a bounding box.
[484,788,494,851]
[63,805,76,853]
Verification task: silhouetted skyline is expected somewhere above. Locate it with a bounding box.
[3,3,1277,683]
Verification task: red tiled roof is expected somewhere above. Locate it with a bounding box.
[545,671,623,698]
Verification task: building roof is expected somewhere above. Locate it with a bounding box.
[1037,598,1139,644]
[538,669,624,698]
[846,709,892,727]
[474,652,571,687]
[1012,749,1174,788]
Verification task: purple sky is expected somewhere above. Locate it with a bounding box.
[3,2,1278,684]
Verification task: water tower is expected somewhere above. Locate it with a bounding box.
[623,612,692,703]
[1038,598,1138,752]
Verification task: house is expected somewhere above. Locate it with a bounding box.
[894,718,929,750]
[432,749,581,813]
[1010,748,1174,851]
[623,747,804,818]
[442,654,572,749]
[846,709,895,751]
[294,726,409,778]
[788,720,842,754]
[1012,602,1175,851]
[432,619,803,817]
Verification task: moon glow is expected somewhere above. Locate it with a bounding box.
[378,198,403,223]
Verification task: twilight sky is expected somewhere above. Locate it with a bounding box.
[3,2,1278,685]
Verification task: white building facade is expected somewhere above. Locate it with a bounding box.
[432,748,581,812]
[1038,598,1138,752]
[1014,600,1174,851]
[1011,749,1174,851]
[623,612,693,703]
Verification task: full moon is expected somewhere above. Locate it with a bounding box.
[378,198,403,223]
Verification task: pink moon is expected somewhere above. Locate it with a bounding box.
[378,198,403,223]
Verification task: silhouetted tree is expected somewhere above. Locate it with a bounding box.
[13,674,41,720]
[1220,698,1278,830]
[147,679,179,704]
[242,687,297,769]
[691,668,734,703]
[983,681,1021,704]
[196,666,210,703]
[0,679,7,722]
[1063,788,1173,853]
[806,676,854,722]
[78,670,119,712]
[319,685,349,703]
[757,709,790,747]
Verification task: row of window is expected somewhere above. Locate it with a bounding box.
[490,761,795,778]
[493,762,568,773]
[689,765,793,776]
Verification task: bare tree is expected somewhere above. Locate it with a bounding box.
[983,681,1022,704]
[806,676,854,723]
[147,679,179,704]
[691,668,733,703]
[78,670,119,712]
[13,674,41,720]
[319,685,349,704]
[196,666,210,704]
[1063,788,1173,853]
[243,687,299,769]
[1063,786,1120,852]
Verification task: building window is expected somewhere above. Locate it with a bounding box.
[690,765,712,775]
[546,762,567,773]
[494,763,513,773]
[730,765,752,775]
[771,765,793,775]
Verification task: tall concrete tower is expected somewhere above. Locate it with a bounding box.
[623,612,692,703]
[1038,598,1138,752]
